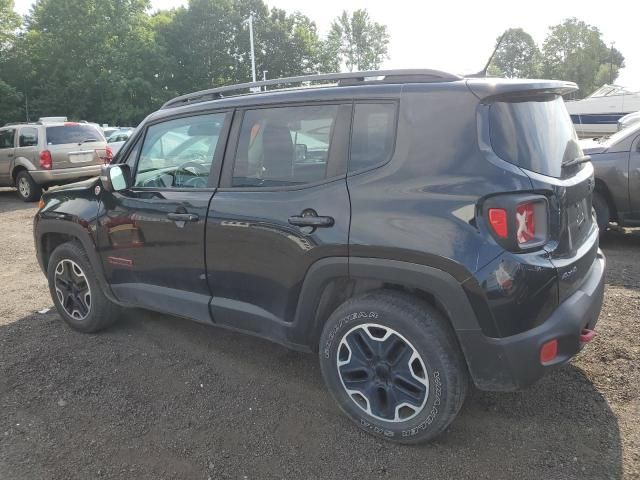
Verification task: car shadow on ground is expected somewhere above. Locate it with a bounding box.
[0,188,37,213]
[0,308,623,480]
[600,227,640,289]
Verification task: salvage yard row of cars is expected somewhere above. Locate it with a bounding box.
[0,119,131,201]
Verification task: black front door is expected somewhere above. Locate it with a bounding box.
[205,103,352,336]
[97,111,231,322]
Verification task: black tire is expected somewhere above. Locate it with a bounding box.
[47,241,121,333]
[15,170,42,202]
[319,290,468,444]
[592,191,610,233]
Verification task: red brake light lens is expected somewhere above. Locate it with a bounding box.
[39,150,52,170]
[488,208,508,238]
[105,146,113,164]
[516,202,536,245]
[540,339,558,364]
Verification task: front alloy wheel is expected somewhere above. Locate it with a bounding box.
[54,259,92,321]
[337,323,429,422]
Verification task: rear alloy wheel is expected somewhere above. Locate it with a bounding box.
[15,170,42,202]
[320,290,468,444]
[337,324,429,422]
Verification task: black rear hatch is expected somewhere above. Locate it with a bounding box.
[477,82,599,302]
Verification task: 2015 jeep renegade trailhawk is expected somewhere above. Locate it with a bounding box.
[34,70,605,443]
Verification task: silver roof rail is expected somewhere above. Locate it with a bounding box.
[161,69,461,109]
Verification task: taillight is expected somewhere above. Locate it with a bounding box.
[516,202,536,244]
[39,150,52,170]
[483,195,549,251]
[96,146,113,165]
[488,208,508,238]
[105,146,113,164]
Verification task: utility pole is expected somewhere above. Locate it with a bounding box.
[243,13,257,84]
[609,42,615,84]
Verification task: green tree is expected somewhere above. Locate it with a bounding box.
[22,0,168,125]
[326,9,389,72]
[0,0,20,50]
[489,28,540,78]
[542,18,624,97]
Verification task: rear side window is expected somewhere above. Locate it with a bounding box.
[45,124,105,145]
[350,103,396,172]
[0,129,15,149]
[19,127,38,147]
[488,96,581,178]
[232,105,338,187]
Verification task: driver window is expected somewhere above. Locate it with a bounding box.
[134,113,225,188]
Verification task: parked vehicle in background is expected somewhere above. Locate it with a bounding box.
[566,84,640,138]
[102,127,120,139]
[618,111,640,131]
[34,70,604,444]
[107,130,131,143]
[0,121,111,201]
[580,121,640,231]
[108,141,126,157]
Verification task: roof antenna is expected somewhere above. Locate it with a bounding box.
[467,32,506,78]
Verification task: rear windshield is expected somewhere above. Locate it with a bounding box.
[489,96,581,178]
[45,125,105,145]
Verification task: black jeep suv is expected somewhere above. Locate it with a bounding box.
[34,70,605,443]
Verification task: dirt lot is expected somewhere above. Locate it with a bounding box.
[0,186,638,480]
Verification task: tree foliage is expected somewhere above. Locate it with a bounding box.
[0,0,390,126]
[326,10,389,72]
[488,19,625,98]
[489,28,540,78]
[542,18,624,97]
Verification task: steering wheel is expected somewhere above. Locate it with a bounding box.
[174,161,209,187]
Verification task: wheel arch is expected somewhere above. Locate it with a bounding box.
[594,177,618,222]
[292,257,482,351]
[35,218,119,305]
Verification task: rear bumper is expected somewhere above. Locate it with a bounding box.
[30,165,101,185]
[459,248,605,391]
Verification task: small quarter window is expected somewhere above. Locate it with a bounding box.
[349,103,396,172]
[232,105,339,187]
[19,127,38,147]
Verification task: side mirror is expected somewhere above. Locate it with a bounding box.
[101,164,131,192]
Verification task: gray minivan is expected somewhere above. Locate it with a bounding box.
[0,122,110,201]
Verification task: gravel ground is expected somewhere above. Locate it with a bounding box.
[0,187,638,479]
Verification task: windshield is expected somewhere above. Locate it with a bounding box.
[46,124,105,145]
[489,96,582,178]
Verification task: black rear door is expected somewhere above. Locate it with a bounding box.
[97,111,231,322]
[487,94,598,302]
[205,103,352,336]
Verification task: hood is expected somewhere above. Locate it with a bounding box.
[578,138,607,155]
[45,176,101,196]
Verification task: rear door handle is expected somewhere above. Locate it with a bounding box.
[167,212,199,222]
[288,214,334,228]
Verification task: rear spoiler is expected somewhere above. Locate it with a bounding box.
[466,78,578,103]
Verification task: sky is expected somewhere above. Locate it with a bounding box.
[13,0,640,90]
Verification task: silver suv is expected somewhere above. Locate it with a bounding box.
[0,121,110,201]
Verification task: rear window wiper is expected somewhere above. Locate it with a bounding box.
[562,155,591,168]
[80,138,99,143]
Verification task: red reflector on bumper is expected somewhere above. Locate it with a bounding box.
[540,339,558,364]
